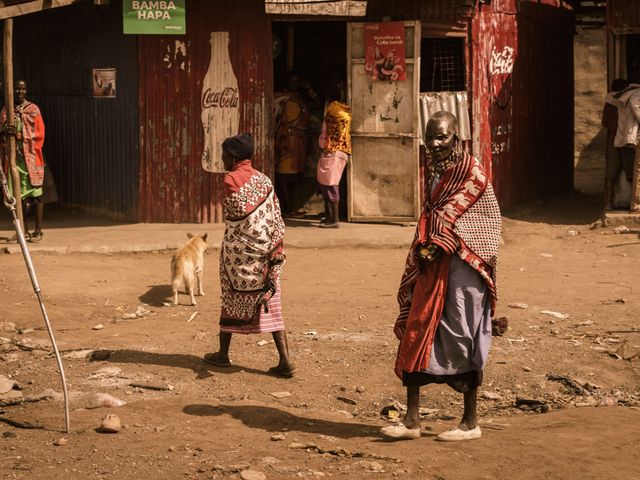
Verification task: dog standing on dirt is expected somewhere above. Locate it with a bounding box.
[171,233,208,306]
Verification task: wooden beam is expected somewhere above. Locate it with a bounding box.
[0,0,83,20]
[3,18,24,229]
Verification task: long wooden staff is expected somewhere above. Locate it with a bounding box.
[3,19,23,229]
[1,18,70,434]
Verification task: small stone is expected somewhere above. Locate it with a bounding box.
[0,321,16,332]
[53,437,68,447]
[336,396,357,405]
[481,391,502,400]
[2,431,17,438]
[17,328,34,335]
[522,366,531,372]
[355,386,365,393]
[92,324,105,331]
[269,391,292,399]
[0,374,15,394]
[256,340,269,346]
[540,253,553,258]
[261,456,279,465]
[566,230,579,236]
[97,414,121,433]
[599,396,618,407]
[270,434,286,441]
[168,446,176,452]
[613,225,630,234]
[508,303,528,310]
[240,470,266,480]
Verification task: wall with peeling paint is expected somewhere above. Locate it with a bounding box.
[472,0,574,207]
[138,0,272,223]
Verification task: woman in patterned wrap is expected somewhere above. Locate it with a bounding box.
[381,111,501,442]
[204,133,295,378]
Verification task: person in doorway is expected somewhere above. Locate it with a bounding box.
[274,71,310,217]
[382,111,501,442]
[317,87,351,228]
[204,133,296,378]
[605,80,640,210]
[603,78,632,209]
[0,80,46,242]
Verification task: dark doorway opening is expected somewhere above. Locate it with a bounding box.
[272,21,348,220]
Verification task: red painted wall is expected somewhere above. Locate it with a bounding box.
[138,0,273,223]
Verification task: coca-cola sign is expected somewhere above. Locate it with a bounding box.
[201,31,240,173]
[202,87,239,109]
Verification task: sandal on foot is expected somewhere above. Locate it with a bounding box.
[28,231,43,243]
[380,423,421,440]
[268,364,296,378]
[435,426,481,442]
[203,352,231,367]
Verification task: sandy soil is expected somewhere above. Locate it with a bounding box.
[1,200,640,480]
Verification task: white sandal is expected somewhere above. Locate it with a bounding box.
[380,423,421,440]
[436,426,481,442]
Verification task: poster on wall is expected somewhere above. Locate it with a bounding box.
[364,22,406,81]
[123,0,186,35]
[92,68,116,98]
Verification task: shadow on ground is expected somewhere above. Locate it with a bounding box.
[90,349,272,379]
[139,285,173,307]
[183,403,381,439]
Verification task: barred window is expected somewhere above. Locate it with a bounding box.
[421,38,466,92]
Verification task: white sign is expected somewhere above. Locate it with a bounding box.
[489,46,515,75]
[265,0,367,16]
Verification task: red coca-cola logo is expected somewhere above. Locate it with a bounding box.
[202,87,239,109]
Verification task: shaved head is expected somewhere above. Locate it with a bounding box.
[428,111,458,134]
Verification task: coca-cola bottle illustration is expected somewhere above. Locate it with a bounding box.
[201,31,240,173]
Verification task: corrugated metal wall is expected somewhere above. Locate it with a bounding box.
[138,0,273,223]
[13,2,139,220]
[365,0,472,21]
[472,0,574,207]
[608,0,640,33]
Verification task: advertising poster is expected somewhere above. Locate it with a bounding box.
[92,68,116,98]
[364,22,406,81]
[123,0,186,35]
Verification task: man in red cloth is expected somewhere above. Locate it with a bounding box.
[382,112,501,441]
[204,133,295,378]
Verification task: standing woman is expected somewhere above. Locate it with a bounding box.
[1,80,46,242]
[316,87,351,228]
[383,111,501,442]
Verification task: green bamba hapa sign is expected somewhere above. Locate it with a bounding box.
[123,0,186,35]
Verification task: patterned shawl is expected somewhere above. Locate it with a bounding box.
[393,152,501,378]
[1,102,45,187]
[220,167,286,325]
[323,101,352,154]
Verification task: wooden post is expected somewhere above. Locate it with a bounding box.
[3,18,23,229]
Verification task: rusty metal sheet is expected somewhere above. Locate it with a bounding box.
[472,1,574,207]
[365,0,472,22]
[138,0,273,223]
[13,3,139,221]
[608,0,640,34]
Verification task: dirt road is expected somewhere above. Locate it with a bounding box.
[1,201,639,479]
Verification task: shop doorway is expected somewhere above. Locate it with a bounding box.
[271,21,348,220]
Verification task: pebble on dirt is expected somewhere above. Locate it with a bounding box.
[270,434,286,441]
[53,437,68,447]
[240,470,267,480]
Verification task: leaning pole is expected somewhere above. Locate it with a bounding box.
[1,18,70,434]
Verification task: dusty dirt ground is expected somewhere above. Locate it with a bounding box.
[1,197,640,480]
